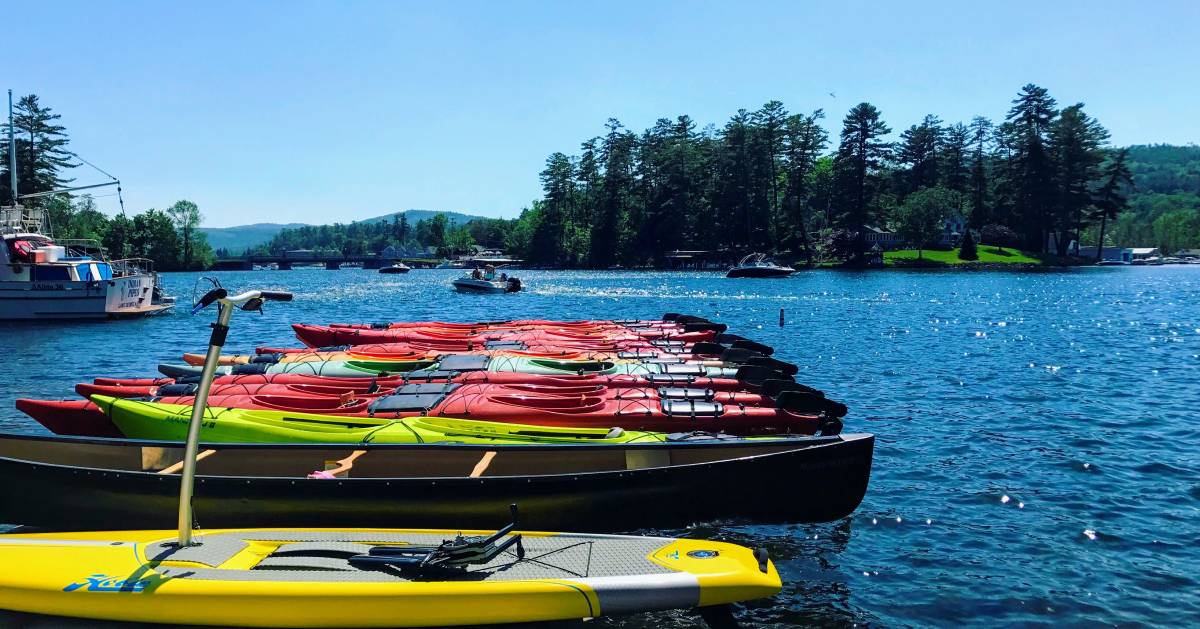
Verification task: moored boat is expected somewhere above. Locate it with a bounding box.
[378,262,410,274]
[726,253,796,278]
[453,275,522,293]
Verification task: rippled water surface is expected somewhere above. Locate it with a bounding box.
[2,267,1198,627]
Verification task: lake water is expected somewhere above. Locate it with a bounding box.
[2,267,1198,627]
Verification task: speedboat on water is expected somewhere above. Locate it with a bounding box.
[378,262,410,274]
[453,267,521,293]
[726,253,795,278]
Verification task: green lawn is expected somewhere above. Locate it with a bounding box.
[884,247,1047,265]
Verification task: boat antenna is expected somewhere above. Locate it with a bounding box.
[7,90,16,206]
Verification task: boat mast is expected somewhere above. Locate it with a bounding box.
[7,90,16,206]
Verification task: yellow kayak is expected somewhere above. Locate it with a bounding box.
[0,528,780,627]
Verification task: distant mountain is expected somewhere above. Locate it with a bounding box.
[200,222,309,254]
[199,210,497,254]
[355,209,490,226]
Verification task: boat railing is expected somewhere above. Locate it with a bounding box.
[54,238,107,257]
[110,257,158,278]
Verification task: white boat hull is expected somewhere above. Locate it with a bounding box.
[0,275,173,320]
[452,277,520,293]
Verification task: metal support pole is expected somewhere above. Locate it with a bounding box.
[177,302,233,546]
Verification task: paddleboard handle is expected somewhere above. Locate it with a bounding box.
[177,287,292,547]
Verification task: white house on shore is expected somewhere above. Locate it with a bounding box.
[861,225,904,250]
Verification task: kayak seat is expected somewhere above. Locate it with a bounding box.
[484,340,526,350]
[393,383,462,396]
[661,400,724,417]
[232,364,271,375]
[437,354,490,372]
[528,359,614,373]
[157,383,200,397]
[369,392,450,414]
[662,364,706,376]
[658,387,715,401]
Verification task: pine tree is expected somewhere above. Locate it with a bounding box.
[1049,103,1109,255]
[0,94,77,204]
[898,114,943,194]
[832,103,892,261]
[1004,84,1058,250]
[782,110,828,265]
[968,116,993,227]
[941,122,971,198]
[958,228,978,260]
[1090,148,1133,261]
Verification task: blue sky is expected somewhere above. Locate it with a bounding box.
[6,0,1198,226]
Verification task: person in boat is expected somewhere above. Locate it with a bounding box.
[471,267,483,280]
[483,264,496,280]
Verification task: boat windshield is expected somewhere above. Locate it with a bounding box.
[737,253,772,266]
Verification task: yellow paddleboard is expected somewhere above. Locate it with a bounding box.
[0,528,780,627]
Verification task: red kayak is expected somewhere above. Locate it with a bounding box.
[22,382,832,438]
[77,381,769,406]
[292,324,720,349]
[92,365,792,394]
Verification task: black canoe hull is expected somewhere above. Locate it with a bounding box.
[0,435,872,532]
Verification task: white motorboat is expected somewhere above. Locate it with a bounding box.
[378,262,411,274]
[452,274,522,293]
[726,253,795,278]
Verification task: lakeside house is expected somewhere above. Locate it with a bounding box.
[1076,246,1133,263]
[861,225,904,250]
[937,213,968,248]
[1176,249,1200,259]
[1130,247,1161,261]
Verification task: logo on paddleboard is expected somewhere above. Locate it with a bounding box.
[63,574,154,593]
[687,550,720,559]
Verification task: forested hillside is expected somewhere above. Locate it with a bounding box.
[1092,144,1200,253]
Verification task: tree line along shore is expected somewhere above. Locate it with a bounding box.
[4,86,1198,271]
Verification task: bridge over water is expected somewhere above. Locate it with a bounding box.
[212,254,405,271]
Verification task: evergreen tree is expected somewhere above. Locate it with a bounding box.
[968,116,993,227]
[1003,84,1058,250]
[833,103,892,261]
[1089,148,1133,261]
[897,114,942,194]
[941,122,971,198]
[782,110,828,265]
[958,228,978,260]
[753,101,788,245]
[0,94,77,203]
[1049,103,1109,255]
[592,119,636,267]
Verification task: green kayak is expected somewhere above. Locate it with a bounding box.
[90,395,674,445]
[158,355,739,380]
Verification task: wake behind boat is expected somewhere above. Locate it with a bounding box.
[726,253,795,278]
